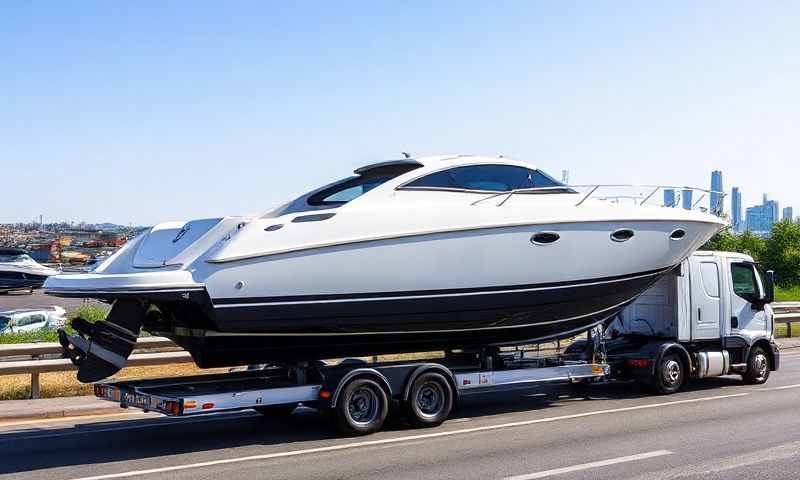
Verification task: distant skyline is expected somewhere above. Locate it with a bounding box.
[2,2,799,225]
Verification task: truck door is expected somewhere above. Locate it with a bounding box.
[691,258,722,340]
[729,262,768,336]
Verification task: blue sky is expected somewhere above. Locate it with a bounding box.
[2,2,798,224]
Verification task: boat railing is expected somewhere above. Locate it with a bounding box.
[473,184,725,213]
[570,184,725,213]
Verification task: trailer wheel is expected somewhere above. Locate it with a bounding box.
[651,352,685,395]
[742,346,770,385]
[334,378,388,436]
[254,404,297,418]
[405,372,453,428]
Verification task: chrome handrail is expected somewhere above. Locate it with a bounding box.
[570,184,725,211]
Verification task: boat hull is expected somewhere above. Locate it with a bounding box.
[0,272,51,291]
[165,266,671,367]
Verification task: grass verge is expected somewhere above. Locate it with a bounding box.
[775,285,800,302]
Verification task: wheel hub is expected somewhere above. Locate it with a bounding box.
[417,383,443,415]
[349,387,378,425]
[663,359,681,386]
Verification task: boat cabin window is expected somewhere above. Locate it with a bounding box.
[402,165,563,192]
[0,253,28,263]
[307,175,397,206]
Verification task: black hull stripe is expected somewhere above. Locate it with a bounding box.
[200,298,630,336]
[214,265,674,306]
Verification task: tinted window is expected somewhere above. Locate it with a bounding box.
[406,165,561,192]
[308,175,395,206]
[731,263,757,297]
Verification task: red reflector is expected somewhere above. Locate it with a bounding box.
[202,403,214,410]
[628,359,651,368]
[319,390,332,399]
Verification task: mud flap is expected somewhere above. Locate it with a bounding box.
[58,301,146,383]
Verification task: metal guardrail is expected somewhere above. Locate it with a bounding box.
[774,303,800,338]
[1,302,799,400]
[0,336,190,399]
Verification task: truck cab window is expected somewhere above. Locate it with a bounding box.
[731,263,757,299]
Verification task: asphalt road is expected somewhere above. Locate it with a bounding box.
[0,289,99,312]
[1,350,799,480]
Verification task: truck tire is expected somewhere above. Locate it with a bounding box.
[742,346,770,385]
[650,352,685,395]
[405,372,453,428]
[334,378,388,436]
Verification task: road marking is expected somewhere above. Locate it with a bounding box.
[0,411,259,442]
[766,383,800,390]
[0,411,147,428]
[65,393,747,480]
[504,450,673,480]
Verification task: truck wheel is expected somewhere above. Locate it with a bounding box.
[254,404,297,418]
[742,346,770,385]
[651,353,685,395]
[334,378,388,436]
[405,372,453,428]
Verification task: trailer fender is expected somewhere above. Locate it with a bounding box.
[329,368,393,408]
[402,364,459,405]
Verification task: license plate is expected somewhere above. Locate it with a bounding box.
[122,392,152,409]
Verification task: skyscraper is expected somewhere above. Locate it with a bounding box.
[746,194,780,236]
[664,188,676,207]
[710,170,723,216]
[731,187,742,232]
[783,206,794,222]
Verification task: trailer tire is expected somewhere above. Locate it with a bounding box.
[650,352,685,395]
[405,372,453,428]
[334,378,388,436]
[742,346,770,385]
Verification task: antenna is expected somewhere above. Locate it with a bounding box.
[401,152,411,159]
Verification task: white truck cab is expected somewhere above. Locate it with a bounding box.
[596,250,779,393]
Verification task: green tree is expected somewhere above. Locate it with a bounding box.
[764,221,800,286]
[736,230,767,263]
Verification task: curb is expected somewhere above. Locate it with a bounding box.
[0,402,126,423]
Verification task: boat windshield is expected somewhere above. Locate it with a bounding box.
[0,316,9,332]
[264,161,422,217]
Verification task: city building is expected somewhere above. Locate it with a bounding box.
[782,206,793,222]
[663,188,676,207]
[710,170,723,216]
[746,194,780,236]
[731,187,742,232]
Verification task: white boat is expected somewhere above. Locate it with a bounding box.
[44,155,725,382]
[0,248,59,293]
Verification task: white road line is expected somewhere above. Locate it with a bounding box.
[65,393,748,480]
[766,383,800,390]
[504,450,673,480]
[0,412,260,442]
[0,411,147,428]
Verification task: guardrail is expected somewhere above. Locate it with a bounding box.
[2,302,800,400]
[774,302,800,337]
[0,337,192,399]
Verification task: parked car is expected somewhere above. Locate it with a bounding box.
[0,306,67,334]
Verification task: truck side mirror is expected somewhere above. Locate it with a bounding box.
[764,270,775,304]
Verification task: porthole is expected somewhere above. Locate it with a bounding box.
[670,228,686,240]
[610,229,635,242]
[531,232,560,245]
[264,224,284,232]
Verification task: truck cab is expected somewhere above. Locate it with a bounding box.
[598,250,779,393]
